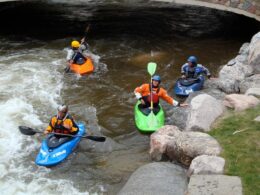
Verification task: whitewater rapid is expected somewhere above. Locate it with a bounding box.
[0,39,91,195]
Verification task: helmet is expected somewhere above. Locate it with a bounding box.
[57,104,68,114]
[71,40,80,48]
[152,75,161,83]
[187,56,197,64]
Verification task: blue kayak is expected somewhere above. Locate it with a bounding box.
[35,122,85,167]
[174,76,205,96]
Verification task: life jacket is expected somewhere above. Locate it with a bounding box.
[184,65,204,78]
[72,49,86,65]
[53,114,72,134]
[147,84,160,103]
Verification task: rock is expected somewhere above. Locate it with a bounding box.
[248,32,260,73]
[223,94,260,111]
[149,125,221,166]
[118,162,188,195]
[245,88,260,97]
[238,43,249,55]
[217,61,253,93]
[185,94,224,132]
[254,116,260,122]
[187,155,225,176]
[187,175,242,195]
[79,137,125,153]
[239,74,260,93]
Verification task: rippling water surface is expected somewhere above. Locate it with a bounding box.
[0,1,259,194]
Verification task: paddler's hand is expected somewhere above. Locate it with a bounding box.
[179,103,189,107]
[44,130,50,135]
[63,124,71,130]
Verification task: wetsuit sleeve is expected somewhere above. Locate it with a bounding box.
[134,84,146,99]
[202,65,211,77]
[159,88,179,106]
[46,117,56,132]
[66,49,74,61]
[69,117,79,134]
[181,64,187,75]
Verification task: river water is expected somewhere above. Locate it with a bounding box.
[0,0,259,194]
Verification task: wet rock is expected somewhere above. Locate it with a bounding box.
[187,175,242,195]
[223,94,260,111]
[187,155,225,176]
[79,137,125,153]
[118,162,188,195]
[149,125,221,166]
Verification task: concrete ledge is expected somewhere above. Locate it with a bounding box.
[187,175,243,195]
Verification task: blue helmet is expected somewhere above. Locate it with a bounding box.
[187,56,197,64]
[152,75,161,83]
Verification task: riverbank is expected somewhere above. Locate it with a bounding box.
[210,105,260,195]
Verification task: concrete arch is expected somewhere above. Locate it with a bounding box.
[153,0,260,21]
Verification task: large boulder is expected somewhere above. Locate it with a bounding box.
[187,175,242,195]
[118,162,188,195]
[149,125,221,166]
[248,32,260,73]
[185,94,224,132]
[217,61,253,93]
[187,155,225,176]
[223,94,260,111]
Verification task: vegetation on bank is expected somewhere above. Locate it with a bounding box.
[209,105,260,195]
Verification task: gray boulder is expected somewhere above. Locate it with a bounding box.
[188,155,225,176]
[185,94,224,132]
[118,162,188,195]
[248,32,260,73]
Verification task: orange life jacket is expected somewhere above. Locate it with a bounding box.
[147,85,160,103]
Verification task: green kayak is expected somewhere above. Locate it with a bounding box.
[134,101,165,133]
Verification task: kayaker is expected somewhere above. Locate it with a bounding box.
[65,40,89,72]
[134,75,188,108]
[44,104,79,136]
[66,40,88,65]
[181,56,211,79]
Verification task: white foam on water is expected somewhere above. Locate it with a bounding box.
[0,48,89,194]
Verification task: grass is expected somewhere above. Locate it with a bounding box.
[209,105,260,195]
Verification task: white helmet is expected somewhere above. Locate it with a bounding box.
[57,104,68,113]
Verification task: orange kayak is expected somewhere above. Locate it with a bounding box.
[70,58,94,75]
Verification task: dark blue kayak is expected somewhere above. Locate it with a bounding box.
[174,76,205,96]
[35,122,85,167]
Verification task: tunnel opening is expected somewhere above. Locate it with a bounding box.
[0,1,259,41]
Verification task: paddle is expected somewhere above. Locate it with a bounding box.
[147,62,158,128]
[147,62,157,109]
[18,126,106,142]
